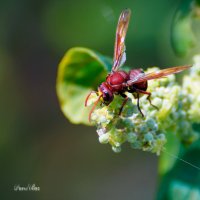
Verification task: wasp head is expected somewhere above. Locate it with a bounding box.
[98,82,114,105]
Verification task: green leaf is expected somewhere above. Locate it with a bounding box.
[158,131,181,176]
[171,0,196,56]
[157,138,200,200]
[56,47,112,125]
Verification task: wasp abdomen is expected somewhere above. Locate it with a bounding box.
[129,69,147,91]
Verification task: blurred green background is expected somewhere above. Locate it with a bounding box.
[0,0,195,199]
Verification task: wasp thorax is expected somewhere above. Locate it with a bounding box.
[108,71,129,85]
[98,82,114,105]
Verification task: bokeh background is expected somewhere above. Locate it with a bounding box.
[0,0,194,199]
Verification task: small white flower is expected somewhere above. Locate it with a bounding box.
[99,133,109,144]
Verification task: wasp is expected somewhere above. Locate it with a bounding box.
[85,8,190,122]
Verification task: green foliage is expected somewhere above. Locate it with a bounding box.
[56,47,112,125]
[157,139,200,200]
[171,0,200,56]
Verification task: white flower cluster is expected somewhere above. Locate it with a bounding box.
[88,56,200,155]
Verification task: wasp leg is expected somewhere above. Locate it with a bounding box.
[119,93,129,115]
[147,93,159,110]
[85,91,98,107]
[135,89,159,110]
[136,92,144,117]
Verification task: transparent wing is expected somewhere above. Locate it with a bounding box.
[112,9,131,72]
[127,66,191,85]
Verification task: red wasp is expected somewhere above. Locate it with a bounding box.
[85,8,190,122]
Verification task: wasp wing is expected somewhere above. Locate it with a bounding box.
[127,66,191,85]
[112,9,131,72]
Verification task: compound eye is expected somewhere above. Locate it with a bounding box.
[103,92,110,102]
